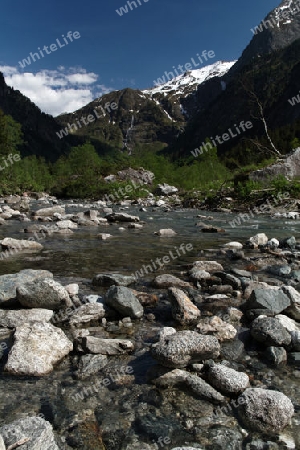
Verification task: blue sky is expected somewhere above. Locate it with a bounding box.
[0,0,280,116]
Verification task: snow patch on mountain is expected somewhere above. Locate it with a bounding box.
[143,61,236,97]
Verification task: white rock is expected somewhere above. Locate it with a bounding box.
[5,322,73,376]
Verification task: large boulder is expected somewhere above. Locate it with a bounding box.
[105,285,143,319]
[250,148,300,182]
[169,287,201,324]
[251,316,291,347]
[245,288,291,315]
[5,322,73,376]
[237,388,294,433]
[207,364,250,395]
[0,237,43,251]
[0,416,59,450]
[151,330,220,368]
[16,278,71,310]
[0,270,53,306]
[0,309,53,327]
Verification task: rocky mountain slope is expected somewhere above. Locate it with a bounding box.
[56,61,235,152]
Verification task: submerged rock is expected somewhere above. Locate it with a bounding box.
[92,273,135,287]
[0,416,59,450]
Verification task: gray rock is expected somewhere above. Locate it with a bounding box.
[156,183,178,195]
[207,363,249,395]
[188,268,211,282]
[250,148,300,182]
[34,205,65,217]
[1,237,43,251]
[214,272,242,289]
[288,352,300,366]
[154,228,176,236]
[5,322,73,376]
[247,233,268,248]
[56,219,77,229]
[106,212,140,223]
[196,316,237,342]
[69,303,106,326]
[0,309,53,327]
[153,274,190,289]
[281,236,296,250]
[81,336,134,355]
[0,416,59,449]
[98,233,113,240]
[16,278,71,310]
[245,289,291,314]
[251,316,291,347]
[0,270,53,306]
[0,434,4,450]
[290,330,300,351]
[265,346,287,366]
[237,388,294,433]
[105,286,143,319]
[154,369,225,404]
[76,354,108,379]
[282,285,300,320]
[92,273,135,287]
[151,330,220,368]
[191,260,224,272]
[168,287,201,325]
[186,374,226,404]
[266,265,292,277]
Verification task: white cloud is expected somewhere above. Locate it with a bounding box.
[0,65,113,116]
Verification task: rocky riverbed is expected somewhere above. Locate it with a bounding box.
[0,193,300,450]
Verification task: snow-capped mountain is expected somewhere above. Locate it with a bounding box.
[231,0,300,74]
[143,61,236,98]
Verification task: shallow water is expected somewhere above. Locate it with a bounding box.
[0,203,300,449]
